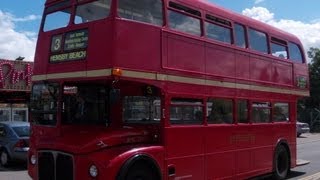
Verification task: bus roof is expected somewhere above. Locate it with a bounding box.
[184,0,301,43]
[43,0,301,44]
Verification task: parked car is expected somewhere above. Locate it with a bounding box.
[296,121,310,137]
[0,121,30,167]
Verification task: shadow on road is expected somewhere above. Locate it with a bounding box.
[249,171,306,180]
[0,163,27,172]
[298,135,308,138]
[287,171,307,179]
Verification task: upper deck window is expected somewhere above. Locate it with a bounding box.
[271,37,288,59]
[43,7,71,32]
[168,10,201,36]
[75,0,111,24]
[234,23,246,48]
[289,42,304,63]
[168,2,201,36]
[118,0,163,26]
[249,28,268,54]
[205,15,232,44]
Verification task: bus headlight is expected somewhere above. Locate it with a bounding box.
[30,155,37,165]
[89,164,98,178]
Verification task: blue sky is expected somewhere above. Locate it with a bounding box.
[0,0,320,61]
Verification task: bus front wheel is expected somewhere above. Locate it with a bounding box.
[118,160,160,180]
[273,145,290,180]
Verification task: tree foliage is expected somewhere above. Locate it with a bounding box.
[305,47,320,109]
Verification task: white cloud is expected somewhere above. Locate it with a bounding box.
[0,10,38,61]
[242,7,320,61]
[254,0,265,4]
[13,14,41,22]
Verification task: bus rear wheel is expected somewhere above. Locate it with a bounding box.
[273,145,290,180]
[119,160,160,180]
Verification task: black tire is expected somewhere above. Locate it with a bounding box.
[297,133,301,137]
[123,160,159,180]
[273,145,290,180]
[0,149,10,167]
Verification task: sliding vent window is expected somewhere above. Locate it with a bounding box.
[205,15,232,44]
[271,38,288,59]
[170,98,203,125]
[168,10,201,36]
[75,0,111,24]
[249,29,268,53]
[118,0,163,26]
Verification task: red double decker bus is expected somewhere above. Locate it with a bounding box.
[28,0,309,179]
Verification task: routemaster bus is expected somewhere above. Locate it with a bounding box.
[28,0,309,179]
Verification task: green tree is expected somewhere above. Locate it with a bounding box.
[306,47,320,109]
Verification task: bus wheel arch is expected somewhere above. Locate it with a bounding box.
[273,142,291,180]
[117,154,161,180]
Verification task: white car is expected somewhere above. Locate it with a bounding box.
[296,121,310,137]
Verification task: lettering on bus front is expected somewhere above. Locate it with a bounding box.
[50,50,87,62]
[64,30,88,51]
[50,29,88,62]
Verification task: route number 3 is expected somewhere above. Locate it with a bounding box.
[51,35,63,52]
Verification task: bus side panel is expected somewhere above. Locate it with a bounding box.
[235,52,250,81]
[250,55,273,83]
[165,126,205,180]
[205,43,236,78]
[205,126,236,179]
[164,32,205,74]
[114,20,162,71]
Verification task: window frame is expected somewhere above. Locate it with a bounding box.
[167,1,202,36]
[288,42,304,63]
[251,101,272,123]
[123,96,161,124]
[248,28,269,54]
[270,37,288,59]
[75,0,112,25]
[234,23,247,48]
[236,99,249,124]
[272,102,289,123]
[204,14,233,44]
[117,0,164,26]
[206,97,234,125]
[169,97,204,125]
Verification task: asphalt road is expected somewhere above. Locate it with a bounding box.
[1,133,319,180]
[287,133,320,180]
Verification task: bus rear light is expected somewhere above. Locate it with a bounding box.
[112,68,122,76]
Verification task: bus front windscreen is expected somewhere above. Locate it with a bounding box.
[30,83,59,126]
[62,84,109,125]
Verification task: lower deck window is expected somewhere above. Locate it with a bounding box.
[252,102,271,123]
[207,98,233,124]
[273,103,289,122]
[123,96,161,123]
[170,98,203,124]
